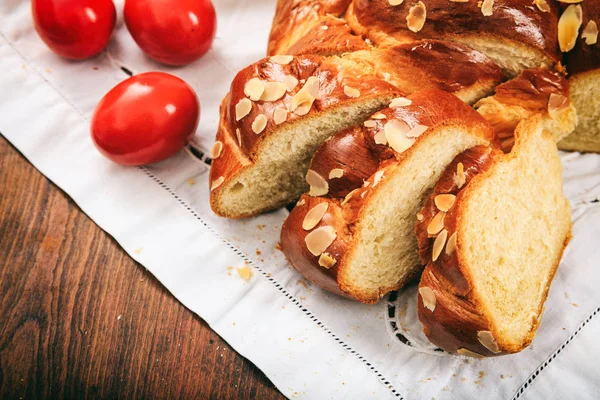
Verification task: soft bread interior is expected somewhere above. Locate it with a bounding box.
[558,70,600,153]
[460,120,571,348]
[339,127,489,301]
[217,96,394,217]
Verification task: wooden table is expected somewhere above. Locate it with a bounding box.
[0,135,285,399]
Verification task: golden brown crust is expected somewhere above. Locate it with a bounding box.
[475,68,573,151]
[565,0,600,75]
[346,0,561,69]
[281,90,497,303]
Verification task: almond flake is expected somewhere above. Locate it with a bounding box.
[481,0,493,16]
[260,82,287,102]
[390,97,412,107]
[373,170,385,187]
[318,252,337,269]
[341,188,359,205]
[284,75,299,92]
[427,211,446,235]
[270,55,294,65]
[457,348,485,359]
[252,114,268,134]
[329,169,344,179]
[419,286,436,312]
[548,93,569,119]
[582,20,599,45]
[305,226,337,256]
[478,331,501,354]
[534,0,550,12]
[558,5,583,52]
[236,128,242,146]
[435,194,456,212]
[235,98,252,121]
[558,0,583,3]
[211,141,223,159]
[291,77,319,115]
[273,107,288,125]
[446,232,457,256]
[449,0,469,2]
[406,124,428,138]
[385,119,415,153]
[303,203,329,230]
[306,169,329,196]
[374,130,388,145]
[454,162,466,189]
[406,1,426,32]
[297,198,306,206]
[389,0,404,5]
[344,86,361,98]
[372,113,387,120]
[417,213,424,222]
[244,78,265,101]
[211,176,225,191]
[364,120,378,128]
[432,229,448,261]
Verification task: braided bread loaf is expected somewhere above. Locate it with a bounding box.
[415,116,571,357]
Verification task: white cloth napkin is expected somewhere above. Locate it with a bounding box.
[1,1,599,399]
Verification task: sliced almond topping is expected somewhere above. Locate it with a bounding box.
[344,86,361,98]
[244,78,265,101]
[478,331,501,354]
[318,252,337,269]
[236,128,242,146]
[270,55,294,65]
[297,198,306,206]
[385,119,415,154]
[363,120,378,128]
[558,5,583,52]
[306,169,329,197]
[457,348,485,359]
[558,0,583,3]
[427,211,446,235]
[454,162,466,189]
[284,75,299,92]
[211,141,223,159]
[449,0,469,2]
[446,232,457,256]
[302,203,329,230]
[419,287,436,312]
[291,77,319,116]
[388,0,404,5]
[534,0,550,12]
[361,191,368,199]
[406,124,428,138]
[373,170,385,187]
[417,212,424,222]
[260,82,287,102]
[372,113,387,120]
[235,98,252,121]
[435,194,456,212]
[329,169,344,179]
[211,176,225,191]
[341,188,359,205]
[481,0,493,16]
[374,130,388,145]
[390,97,412,107]
[273,107,288,125]
[582,20,599,45]
[548,93,569,119]
[406,1,427,32]
[432,229,448,261]
[305,226,337,256]
[363,180,370,188]
[252,114,268,134]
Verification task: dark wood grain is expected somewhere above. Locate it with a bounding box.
[0,135,286,400]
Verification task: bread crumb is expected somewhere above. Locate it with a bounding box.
[135,248,143,254]
[572,303,579,307]
[256,249,262,255]
[474,370,485,384]
[256,224,266,231]
[297,280,308,288]
[187,178,196,185]
[237,265,253,281]
[227,266,233,270]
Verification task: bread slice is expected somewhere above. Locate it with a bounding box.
[415,116,571,357]
[475,68,577,152]
[345,0,561,77]
[280,90,496,303]
[558,69,600,152]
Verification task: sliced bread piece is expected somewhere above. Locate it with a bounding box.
[345,0,561,77]
[415,116,572,357]
[280,90,496,303]
[475,68,577,152]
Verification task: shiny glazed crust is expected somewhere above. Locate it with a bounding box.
[565,0,600,76]
[280,90,497,303]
